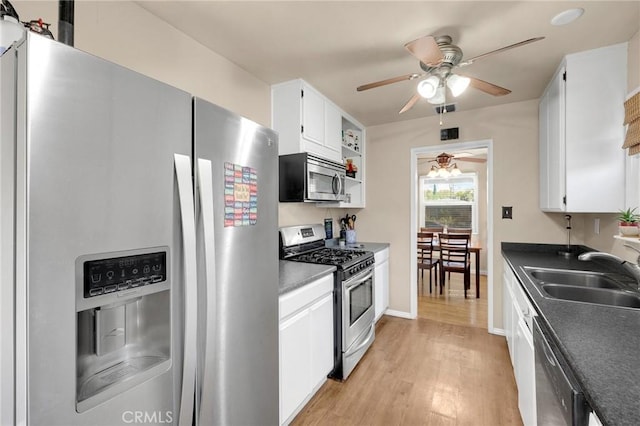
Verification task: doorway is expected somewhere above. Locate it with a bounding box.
[410,140,495,332]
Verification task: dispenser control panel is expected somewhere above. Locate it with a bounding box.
[83,252,166,298]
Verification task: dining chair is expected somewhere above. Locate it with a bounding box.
[421,226,444,234]
[438,233,472,297]
[417,232,439,294]
[442,228,472,281]
[446,227,472,234]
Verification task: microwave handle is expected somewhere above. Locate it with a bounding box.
[332,172,343,196]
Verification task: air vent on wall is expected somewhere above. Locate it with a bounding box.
[434,104,456,114]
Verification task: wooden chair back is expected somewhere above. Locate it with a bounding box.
[439,233,470,267]
[446,227,472,235]
[417,232,436,262]
[421,226,444,234]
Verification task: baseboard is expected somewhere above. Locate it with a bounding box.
[383,309,415,320]
[491,327,506,336]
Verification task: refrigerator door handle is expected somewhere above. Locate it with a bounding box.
[196,158,217,425]
[174,154,198,426]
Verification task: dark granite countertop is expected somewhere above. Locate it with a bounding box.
[502,242,640,426]
[279,260,336,295]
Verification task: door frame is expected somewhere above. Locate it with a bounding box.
[410,139,496,332]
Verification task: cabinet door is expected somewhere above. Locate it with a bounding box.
[324,102,343,157]
[565,44,626,212]
[374,260,389,321]
[515,318,536,426]
[502,270,513,352]
[539,66,566,212]
[310,294,334,387]
[279,309,312,424]
[302,85,325,145]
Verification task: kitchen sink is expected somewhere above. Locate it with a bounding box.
[541,284,640,309]
[525,267,622,289]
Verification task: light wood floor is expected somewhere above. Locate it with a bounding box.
[291,274,522,426]
[418,273,488,329]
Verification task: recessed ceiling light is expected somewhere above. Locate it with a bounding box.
[551,8,585,26]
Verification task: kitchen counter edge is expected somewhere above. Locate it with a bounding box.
[279,261,336,295]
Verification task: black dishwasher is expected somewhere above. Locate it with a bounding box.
[533,318,591,426]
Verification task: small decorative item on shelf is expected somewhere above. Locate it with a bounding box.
[618,207,639,236]
[344,129,360,152]
[345,158,357,178]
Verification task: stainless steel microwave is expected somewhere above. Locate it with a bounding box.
[279,153,346,202]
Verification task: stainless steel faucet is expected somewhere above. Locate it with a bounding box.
[578,245,640,288]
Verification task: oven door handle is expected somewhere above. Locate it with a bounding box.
[344,270,373,290]
[349,324,375,355]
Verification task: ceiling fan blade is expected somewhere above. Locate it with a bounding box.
[404,35,444,66]
[357,73,422,92]
[399,94,421,114]
[457,157,486,163]
[462,75,511,96]
[458,37,544,67]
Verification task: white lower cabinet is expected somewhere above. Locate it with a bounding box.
[503,259,536,426]
[515,317,536,426]
[374,248,389,321]
[279,274,334,425]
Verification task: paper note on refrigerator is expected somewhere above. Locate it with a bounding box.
[224,162,257,227]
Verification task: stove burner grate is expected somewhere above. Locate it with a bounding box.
[291,248,369,265]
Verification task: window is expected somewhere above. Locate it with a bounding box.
[419,173,478,233]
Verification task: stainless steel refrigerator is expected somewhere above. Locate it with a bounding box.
[0,32,279,425]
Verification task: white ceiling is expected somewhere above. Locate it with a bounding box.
[137,1,640,127]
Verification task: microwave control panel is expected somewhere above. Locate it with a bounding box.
[83,251,166,298]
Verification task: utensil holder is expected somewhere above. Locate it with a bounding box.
[346,230,356,244]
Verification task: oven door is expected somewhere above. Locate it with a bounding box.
[342,266,375,350]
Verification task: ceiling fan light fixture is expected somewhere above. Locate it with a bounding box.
[437,167,450,178]
[450,164,462,176]
[551,8,584,26]
[447,74,471,97]
[427,85,446,105]
[427,165,438,178]
[417,76,440,98]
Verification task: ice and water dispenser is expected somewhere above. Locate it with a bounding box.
[75,248,172,412]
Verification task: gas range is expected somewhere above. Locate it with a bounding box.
[279,224,376,380]
[279,224,374,278]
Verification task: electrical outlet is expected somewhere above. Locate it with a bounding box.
[502,206,513,219]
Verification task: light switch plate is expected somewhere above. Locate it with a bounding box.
[502,206,513,219]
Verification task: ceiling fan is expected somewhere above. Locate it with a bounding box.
[357,34,544,114]
[419,152,486,178]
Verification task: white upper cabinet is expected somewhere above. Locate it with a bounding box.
[272,79,366,208]
[539,43,627,212]
[272,79,342,163]
[301,83,325,145]
[324,101,344,156]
